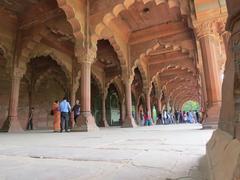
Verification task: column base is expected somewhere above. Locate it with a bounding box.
[203,103,221,129]
[206,128,240,180]
[102,118,109,127]
[72,112,99,132]
[122,115,137,128]
[1,117,24,133]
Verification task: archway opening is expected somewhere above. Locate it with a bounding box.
[132,92,137,123]
[19,56,69,130]
[182,100,200,112]
[106,84,121,126]
[182,100,200,123]
[0,48,10,128]
[132,67,144,124]
[91,76,102,127]
[138,96,146,126]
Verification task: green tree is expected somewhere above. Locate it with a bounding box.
[182,101,200,112]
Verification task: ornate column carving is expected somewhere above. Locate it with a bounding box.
[2,67,25,132]
[195,19,222,128]
[121,66,137,127]
[73,47,99,131]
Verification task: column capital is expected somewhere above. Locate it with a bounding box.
[13,67,25,79]
[122,66,134,84]
[194,16,227,40]
[75,46,97,64]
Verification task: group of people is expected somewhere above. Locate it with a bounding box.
[27,97,81,132]
[51,97,81,132]
[156,110,201,125]
[139,110,201,127]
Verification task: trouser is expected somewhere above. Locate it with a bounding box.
[61,112,69,132]
[27,120,33,130]
[145,120,152,126]
[74,115,79,123]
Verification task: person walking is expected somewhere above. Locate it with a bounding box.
[59,97,71,132]
[52,100,61,132]
[27,107,34,130]
[72,99,81,124]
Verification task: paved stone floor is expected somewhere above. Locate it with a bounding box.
[0,124,213,180]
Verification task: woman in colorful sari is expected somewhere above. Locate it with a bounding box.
[52,100,60,132]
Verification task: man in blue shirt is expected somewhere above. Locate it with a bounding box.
[59,97,71,132]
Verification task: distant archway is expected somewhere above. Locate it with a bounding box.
[19,56,69,130]
[182,100,200,112]
[106,84,121,126]
[91,76,102,127]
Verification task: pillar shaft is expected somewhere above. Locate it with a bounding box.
[74,62,98,131]
[199,35,222,128]
[146,93,152,118]
[157,98,162,113]
[102,95,109,127]
[2,71,24,132]
[122,80,137,127]
[81,62,91,112]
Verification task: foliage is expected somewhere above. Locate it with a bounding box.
[182,100,200,112]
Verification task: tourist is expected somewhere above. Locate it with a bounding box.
[179,110,183,123]
[140,111,145,126]
[144,112,152,126]
[72,99,81,123]
[195,111,200,123]
[163,110,167,124]
[59,97,71,132]
[27,107,34,130]
[183,111,187,123]
[157,112,162,125]
[188,110,194,123]
[52,100,61,132]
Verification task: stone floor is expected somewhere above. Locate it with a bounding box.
[0,124,213,180]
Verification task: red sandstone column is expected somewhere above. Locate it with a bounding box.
[122,79,137,128]
[4,68,24,132]
[198,33,222,128]
[70,85,76,128]
[157,91,163,113]
[102,93,109,127]
[157,99,162,113]
[120,99,126,126]
[146,92,152,118]
[74,62,99,131]
[221,32,230,53]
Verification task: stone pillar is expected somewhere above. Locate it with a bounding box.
[157,99,162,113]
[74,61,99,131]
[70,85,76,128]
[102,93,109,127]
[146,92,152,118]
[197,28,222,128]
[122,80,137,128]
[167,98,171,112]
[120,99,126,126]
[2,68,24,132]
[221,31,230,53]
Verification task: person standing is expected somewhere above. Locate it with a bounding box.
[59,97,71,132]
[179,110,183,123]
[27,107,34,130]
[52,100,61,132]
[195,111,200,123]
[72,99,80,124]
